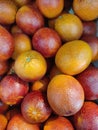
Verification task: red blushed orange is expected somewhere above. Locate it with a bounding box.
[47,74,84,116]
[36,0,64,18]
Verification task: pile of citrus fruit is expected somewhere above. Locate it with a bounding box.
[0,0,98,129]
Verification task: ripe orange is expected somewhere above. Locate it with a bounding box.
[47,74,84,116]
[36,0,64,18]
[43,116,74,130]
[14,50,47,82]
[7,114,40,130]
[55,40,92,75]
[12,33,32,60]
[0,114,8,130]
[54,13,83,41]
[73,0,98,21]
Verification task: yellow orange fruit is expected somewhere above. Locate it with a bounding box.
[36,0,64,18]
[73,0,98,21]
[54,13,83,41]
[14,50,47,81]
[55,40,92,75]
[0,114,8,130]
[44,116,74,130]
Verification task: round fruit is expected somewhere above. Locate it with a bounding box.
[76,65,98,100]
[82,21,97,36]
[14,50,47,81]
[44,116,74,130]
[73,101,98,130]
[7,114,40,130]
[16,4,44,35]
[14,0,32,7]
[47,74,84,116]
[81,35,98,61]
[54,13,83,41]
[0,0,18,25]
[0,25,14,61]
[12,33,32,60]
[0,60,9,76]
[55,40,92,75]
[73,0,98,21]
[0,74,29,105]
[36,0,64,18]
[0,114,8,130]
[32,27,62,58]
[21,91,52,124]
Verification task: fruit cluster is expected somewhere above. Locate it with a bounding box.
[0,0,98,130]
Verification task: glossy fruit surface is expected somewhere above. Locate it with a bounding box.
[73,101,98,130]
[47,74,84,116]
[76,65,98,100]
[21,91,52,124]
[73,0,98,21]
[55,40,92,75]
[0,74,29,105]
[7,114,40,130]
[44,116,74,130]
[16,4,44,35]
[36,0,64,18]
[54,13,83,41]
[0,0,17,25]
[0,25,14,61]
[14,50,47,81]
[32,27,62,58]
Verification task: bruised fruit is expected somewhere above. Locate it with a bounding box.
[21,91,52,124]
[16,4,44,35]
[73,101,98,130]
[0,0,18,25]
[7,114,40,130]
[0,74,29,105]
[32,27,62,58]
[47,74,84,116]
[0,25,14,61]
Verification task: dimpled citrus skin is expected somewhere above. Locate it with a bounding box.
[54,13,83,41]
[73,0,98,21]
[47,74,84,116]
[55,40,92,75]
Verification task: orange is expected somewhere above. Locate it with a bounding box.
[55,40,92,75]
[14,50,47,82]
[12,33,32,60]
[36,0,64,18]
[0,0,18,25]
[54,13,83,41]
[43,116,74,130]
[7,114,40,130]
[47,74,84,116]
[0,114,8,130]
[73,0,98,21]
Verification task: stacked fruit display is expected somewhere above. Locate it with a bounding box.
[0,0,98,130]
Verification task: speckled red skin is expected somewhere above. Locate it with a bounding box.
[0,74,29,105]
